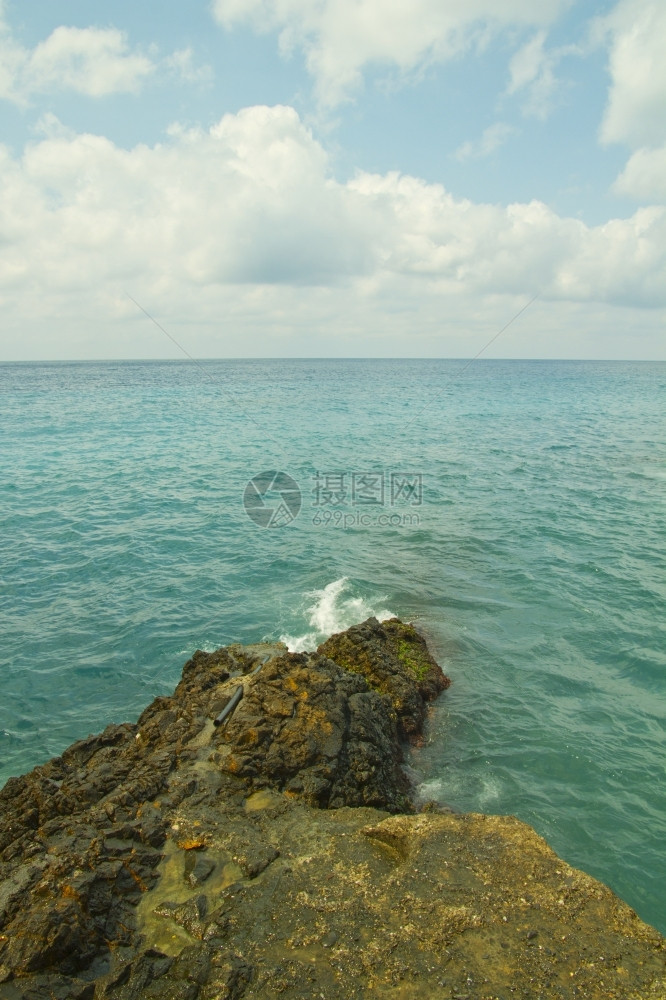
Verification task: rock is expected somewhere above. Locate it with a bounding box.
[318,617,450,739]
[235,844,278,879]
[0,618,663,1000]
[154,896,209,940]
[224,667,407,807]
[184,852,215,887]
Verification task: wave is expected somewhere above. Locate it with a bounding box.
[280,577,394,652]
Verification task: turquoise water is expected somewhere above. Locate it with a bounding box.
[1,359,665,932]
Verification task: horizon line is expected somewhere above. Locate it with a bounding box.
[1,356,664,365]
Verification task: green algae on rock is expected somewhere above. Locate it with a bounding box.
[317,617,449,740]
[0,618,664,1000]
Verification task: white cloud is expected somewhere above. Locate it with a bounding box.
[597,0,666,148]
[165,47,214,86]
[506,29,575,119]
[210,0,571,105]
[454,122,516,161]
[595,0,666,203]
[350,171,666,305]
[26,26,153,97]
[0,10,209,103]
[0,21,153,103]
[507,30,547,92]
[614,145,666,202]
[0,105,664,358]
[1,106,380,293]
[0,9,24,103]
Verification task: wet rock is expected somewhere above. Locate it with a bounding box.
[218,648,416,812]
[0,974,97,999]
[93,949,175,999]
[169,944,211,985]
[318,617,449,739]
[236,844,278,879]
[184,852,215,886]
[154,897,209,940]
[0,619,663,999]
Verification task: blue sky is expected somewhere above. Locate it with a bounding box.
[0,0,664,358]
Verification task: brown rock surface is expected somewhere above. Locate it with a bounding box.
[0,619,663,999]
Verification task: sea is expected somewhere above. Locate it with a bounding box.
[1,358,664,933]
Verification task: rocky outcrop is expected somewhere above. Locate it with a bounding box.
[0,619,663,1000]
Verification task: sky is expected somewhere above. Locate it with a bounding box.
[0,0,665,359]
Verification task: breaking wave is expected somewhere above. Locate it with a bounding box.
[280,577,394,652]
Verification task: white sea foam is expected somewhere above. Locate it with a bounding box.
[416,778,445,802]
[281,577,395,652]
[477,773,502,807]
